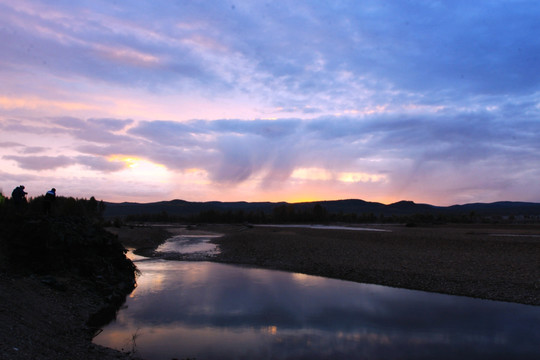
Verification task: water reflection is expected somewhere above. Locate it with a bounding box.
[95,258,540,360]
[156,234,221,254]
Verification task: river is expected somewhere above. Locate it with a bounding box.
[94,234,540,359]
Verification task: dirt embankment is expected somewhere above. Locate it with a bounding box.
[0,216,142,360]
[211,224,540,305]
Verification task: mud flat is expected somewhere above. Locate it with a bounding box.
[210,224,540,305]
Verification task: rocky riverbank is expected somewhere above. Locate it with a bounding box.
[0,215,142,360]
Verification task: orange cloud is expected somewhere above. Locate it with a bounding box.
[291,167,333,181]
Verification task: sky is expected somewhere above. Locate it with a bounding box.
[1,0,540,205]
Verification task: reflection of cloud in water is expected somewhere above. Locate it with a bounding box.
[95,257,540,360]
[130,261,169,296]
[154,235,220,260]
[291,272,326,287]
[98,322,530,360]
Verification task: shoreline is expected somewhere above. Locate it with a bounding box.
[113,223,539,306]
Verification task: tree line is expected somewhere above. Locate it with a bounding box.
[0,190,106,220]
[121,203,533,225]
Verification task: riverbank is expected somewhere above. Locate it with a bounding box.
[108,222,540,305]
[3,221,532,359]
[0,216,142,360]
[0,273,139,360]
[209,224,540,306]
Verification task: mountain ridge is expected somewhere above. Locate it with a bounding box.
[103,198,540,219]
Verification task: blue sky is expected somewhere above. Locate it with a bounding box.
[1,0,540,205]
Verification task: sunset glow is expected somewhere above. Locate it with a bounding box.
[291,168,333,182]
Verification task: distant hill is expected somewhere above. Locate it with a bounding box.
[103,198,540,220]
[103,199,285,218]
[443,201,540,216]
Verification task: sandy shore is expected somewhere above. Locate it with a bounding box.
[207,224,540,306]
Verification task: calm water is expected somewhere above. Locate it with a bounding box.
[94,235,540,360]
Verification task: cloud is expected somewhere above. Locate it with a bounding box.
[2,0,539,122]
[2,108,540,203]
[120,108,540,189]
[2,152,133,185]
[0,142,23,148]
[51,117,134,144]
[128,120,205,147]
[0,119,62,135]
[0,1,230,95]
[3,155,73,171]
[21,146,48,154]
[75,155,124,172]
[5,104,540,202]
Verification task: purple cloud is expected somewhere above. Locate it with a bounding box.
[3,155,73,171]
